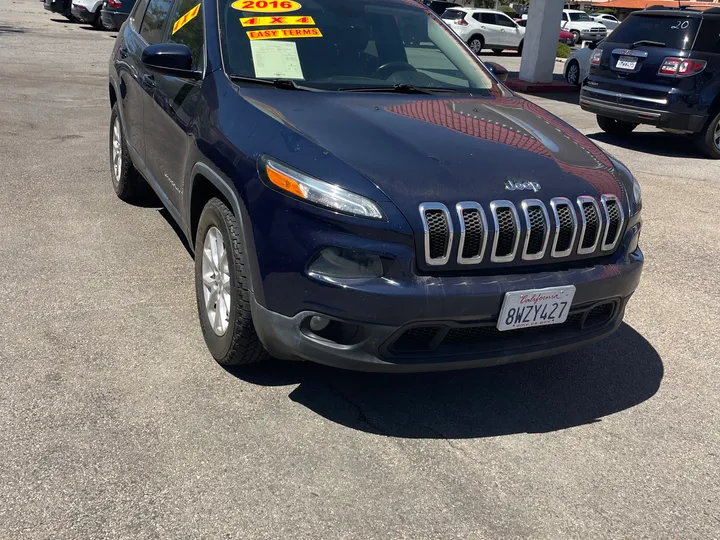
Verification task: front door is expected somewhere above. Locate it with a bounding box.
[143,0,206,214]
[494,13,521,47]
[473,12,502,47]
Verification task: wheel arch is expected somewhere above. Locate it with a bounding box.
[188,163,262,298]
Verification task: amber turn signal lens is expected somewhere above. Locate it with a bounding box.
[266,163,307,199]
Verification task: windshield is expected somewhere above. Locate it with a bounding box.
[568,12,592,21]
[218,0,494,91]
[608,14,699,49]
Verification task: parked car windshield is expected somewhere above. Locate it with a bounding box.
[218,0,494,91]
[568,12,592,21]
[607,14,700,49]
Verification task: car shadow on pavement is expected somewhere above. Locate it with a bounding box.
[0,25,25,34]
[227,323,663,439]
[587,131,703,159]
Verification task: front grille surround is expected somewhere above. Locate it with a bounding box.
[549,197,578,258]
[418,194,625,267]
[456,201,488,265]
[489,200,521,263]
[419,203,453,266]
[600,194,625,252]
[520,199,550,261]
[576,196,602,255]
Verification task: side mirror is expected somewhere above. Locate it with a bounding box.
[485,61,508,82]
[141,43,201,79]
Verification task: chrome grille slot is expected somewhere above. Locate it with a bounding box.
[521,200,550,260]
[577,196,602,255]
[490,201,520,263]
[550,197,577,258]
[600,195,624,251]
[456,202,488,264]
[419,203,453,265]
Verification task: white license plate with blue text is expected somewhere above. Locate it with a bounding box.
[616,56,637,70]
[497,286,576,331]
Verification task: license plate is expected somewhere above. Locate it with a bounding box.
[497,286,576,331]
[616,56,637,70]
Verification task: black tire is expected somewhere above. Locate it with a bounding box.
[109,103,146,201]
[571,31,581,46]
[468,35,484,55]
[94,10,110,30]
[596,115,638,135]
[517,40,523,55]
[195,198,270,366]
[492,48,503,55]
[565,59,580,86]
[694,111,720,159]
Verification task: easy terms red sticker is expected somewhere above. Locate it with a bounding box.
[247,27,322,40]
[231,0,301,13]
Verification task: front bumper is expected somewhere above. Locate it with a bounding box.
[252,249,644,372]
[44,0,70,14]
[580,31,607,42]
[580,93,707,133]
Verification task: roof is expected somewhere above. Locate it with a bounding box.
[451,7,503,13]
[599,0,719,10]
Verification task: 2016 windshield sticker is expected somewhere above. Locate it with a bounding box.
[172,3,200,34]
[247,27,322,40]
[240,15,314,27]
[231,0,301,13]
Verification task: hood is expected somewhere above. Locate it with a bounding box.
[239,87,627,222]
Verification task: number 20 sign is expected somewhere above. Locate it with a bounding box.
[231,0,302,12]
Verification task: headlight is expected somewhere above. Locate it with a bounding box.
[261,157,384,220]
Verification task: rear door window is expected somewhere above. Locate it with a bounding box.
[693,18,720,53]
[478,13,496,25]
[608,14,700,49]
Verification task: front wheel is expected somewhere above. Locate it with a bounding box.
[195,198,270,366]
[596,115,638,135]
[571,31,581,45]
[694,111,720,159]
[109,103,146,201]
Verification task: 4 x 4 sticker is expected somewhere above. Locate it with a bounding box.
[231,0,301,13]
[172,3,200,34]
[240,15,314,27]
[247,27,322,40]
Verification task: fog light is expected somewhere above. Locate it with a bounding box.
[309,316,330,332]
[308,247,383,279]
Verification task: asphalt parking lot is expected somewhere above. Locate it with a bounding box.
[1,1,719,538]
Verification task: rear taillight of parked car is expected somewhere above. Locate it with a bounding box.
[457,18,468,25]
[590,49,602,66]
[658,57,706,77]
[107,0,121,7]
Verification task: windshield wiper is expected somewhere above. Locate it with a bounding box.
[631,40,666,48]
[341,83,461,94]
[228,75,321,91]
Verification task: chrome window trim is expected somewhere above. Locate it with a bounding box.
[611,48,649,58]
[576,196,603,255]
[419,203,453,266]
[489,200,521,263]
[455,202,488,265]
[520,199,550,261]
[549,197,578,258]
[600,194,625,251]
[582,86,668,105]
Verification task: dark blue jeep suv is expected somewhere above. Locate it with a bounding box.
[109,0,643,371]
[581,6,720,158]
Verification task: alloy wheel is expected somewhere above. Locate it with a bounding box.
[470,39,481,54]
[202,226,231,336]
[111,117,122,183]
[715,121,720,150]
[567,63,579,85]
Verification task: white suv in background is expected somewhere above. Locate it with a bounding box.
[442,8,525,55]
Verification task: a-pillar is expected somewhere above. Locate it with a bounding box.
[519,0,565,83]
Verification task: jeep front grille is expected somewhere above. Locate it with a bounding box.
[419,203,453,265]
[419,194,625,266]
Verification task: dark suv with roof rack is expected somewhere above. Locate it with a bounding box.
[581,6,720,158]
